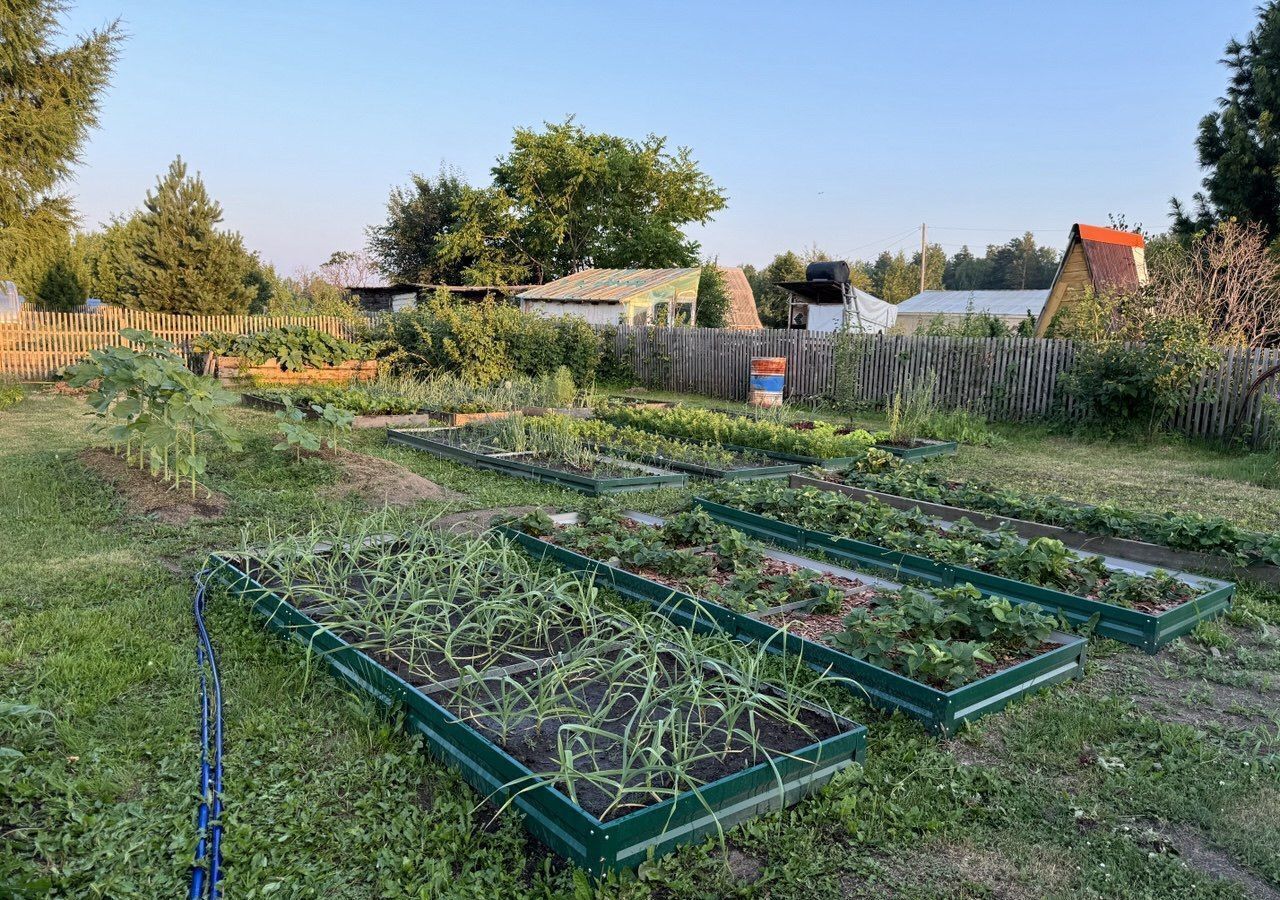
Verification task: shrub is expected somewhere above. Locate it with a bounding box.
[365,290,601,386]
[1058,316,1221,435]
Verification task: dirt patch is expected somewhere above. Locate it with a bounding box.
[1140,822,1280,900]
[724,847,763,883]
[327,449,464,507]
[78,447,228,525]
[46,380,91,396]
[429,506,540,534]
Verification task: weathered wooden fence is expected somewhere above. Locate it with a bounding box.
[597,325,1280,444]
[0,309,359,380]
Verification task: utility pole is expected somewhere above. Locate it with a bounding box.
[918,222,927,295]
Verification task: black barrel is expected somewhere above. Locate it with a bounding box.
[805,260,850,283]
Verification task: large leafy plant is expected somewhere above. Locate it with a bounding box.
[67,328,241,495]
[196,325,369,371]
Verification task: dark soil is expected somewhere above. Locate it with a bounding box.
[79,447,228,525]
[540,522,870,613]
[445,649,844,820]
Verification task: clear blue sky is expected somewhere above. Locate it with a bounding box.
[63,1,1259,277]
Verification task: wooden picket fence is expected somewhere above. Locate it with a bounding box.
[597,325,1280,445]
[0,309,360,380]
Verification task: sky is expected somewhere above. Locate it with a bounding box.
[61,0,1262,278]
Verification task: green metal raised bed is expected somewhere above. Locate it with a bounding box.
[870,439,958,461]
[589,444,800,482]
[387,427,687,495]
[500,520,1087,734]
[209,553,866,875]
[692,498,1234,653]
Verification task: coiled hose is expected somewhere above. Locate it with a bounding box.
[189,569,224,898]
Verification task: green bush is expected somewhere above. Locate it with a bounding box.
[1058,317,1221,435]
[364,291,601,386]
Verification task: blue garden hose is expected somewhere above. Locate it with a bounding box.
[190,570,225,899]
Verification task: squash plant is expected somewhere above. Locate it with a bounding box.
[67,328,240,496]
[196,325,368,371]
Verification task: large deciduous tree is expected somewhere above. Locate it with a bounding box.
[120,157,257,314]
[1172,1,1280,237]
[1,0,121,300]
[430,118,727,284]
[366,167,469,283]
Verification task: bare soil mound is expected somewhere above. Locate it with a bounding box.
[79,447,228,525]
[328,449,464,507]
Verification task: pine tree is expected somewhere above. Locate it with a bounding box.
[123,157,256,314]
[34,255,87,310]
[1173,1,1280,237]
[0,1,121,296]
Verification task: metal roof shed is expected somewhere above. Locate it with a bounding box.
[518,268,702,326]
[894,289,1048,334]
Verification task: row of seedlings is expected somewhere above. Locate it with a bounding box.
[502,507,1087,734]
[794,467,1280,583]
[212,519,866,874]
[542,415,800,481]
[388,414,687,495]
[593,405,879,468]
[696,482,1234,652]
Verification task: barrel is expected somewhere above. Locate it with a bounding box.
[748,357,786,407]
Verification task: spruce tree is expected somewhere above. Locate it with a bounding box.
[34,255,86,310]
[1173,1,1280,237]
[0,1,121,296]
[123,157,256,314]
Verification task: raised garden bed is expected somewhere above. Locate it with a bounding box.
[214,357,376,385]
[502,511,1086,734]
[797,472,1280,584]
[694,493,1233,653]
[600,396,675,411]
[387,427,686,495]
[425,407,592,427]
[596,405,877,469]
[870,439,958,461]
[240,392,438,429]
[209,537,866,874]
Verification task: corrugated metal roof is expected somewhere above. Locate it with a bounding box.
[896,290,1049,316]
[517,268,700,302]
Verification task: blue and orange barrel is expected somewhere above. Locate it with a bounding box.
[748,357,786,407]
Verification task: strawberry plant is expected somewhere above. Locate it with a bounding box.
[827,584,1056,688]
[826,466,1280,567]
[596,405,881,460]
[706,481,1209,612]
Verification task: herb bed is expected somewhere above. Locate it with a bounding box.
[210,524,866,873]
[503,510,1086,733]
[388,426,685,494]
[694,485,1234,652]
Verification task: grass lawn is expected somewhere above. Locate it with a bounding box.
[3,388,1280,899]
